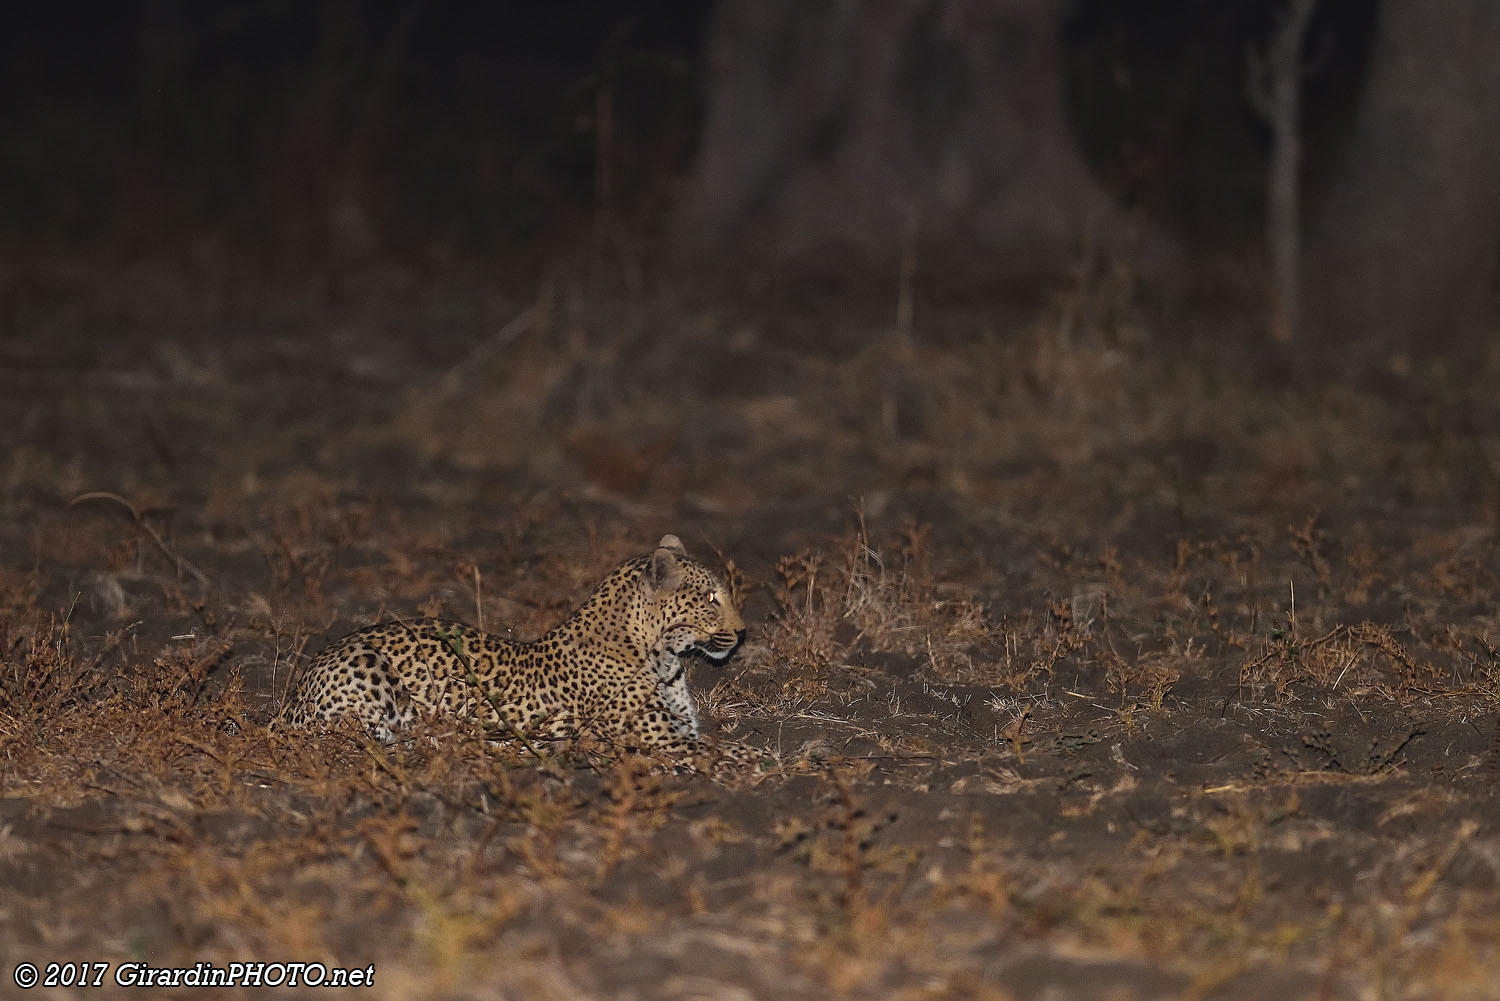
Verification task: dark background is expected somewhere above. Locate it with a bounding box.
[2,0,1426,318]
[2,2,713,269]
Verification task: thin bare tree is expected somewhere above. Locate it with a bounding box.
[1249,0,1319,347]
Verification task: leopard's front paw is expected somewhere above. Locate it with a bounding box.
[688,735,767,780]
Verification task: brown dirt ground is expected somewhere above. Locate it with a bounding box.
[3,267,1500,1000]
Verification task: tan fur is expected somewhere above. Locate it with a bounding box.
[283,535,744,753]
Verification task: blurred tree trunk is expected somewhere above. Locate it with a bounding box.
[1250,0,1318,348]
[1303,2,1500,351]
[677,1,1500,351]
[673,0,1183,294]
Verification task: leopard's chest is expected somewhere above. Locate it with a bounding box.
[651,649,701,738]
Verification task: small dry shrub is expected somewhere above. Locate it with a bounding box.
[1237,620,1435,700]
[0,608,112,754]
[769,518,997,685]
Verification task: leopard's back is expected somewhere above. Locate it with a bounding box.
[285,619,558,738]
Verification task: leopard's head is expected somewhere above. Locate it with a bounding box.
[643,534,744,660]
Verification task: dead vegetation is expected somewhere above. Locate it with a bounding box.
[2,280,1500,1000]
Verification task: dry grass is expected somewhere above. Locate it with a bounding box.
[2,279,1500,999]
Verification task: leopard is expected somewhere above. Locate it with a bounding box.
[282,535,749,762]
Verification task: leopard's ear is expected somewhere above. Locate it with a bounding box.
[651,538,685,592]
